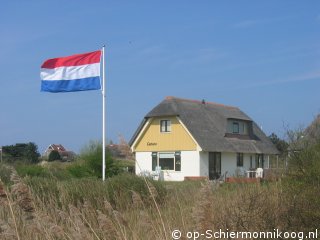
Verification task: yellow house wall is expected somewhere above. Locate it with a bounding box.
[134,116,197,152]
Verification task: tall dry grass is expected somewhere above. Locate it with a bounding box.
[0,165,319,239]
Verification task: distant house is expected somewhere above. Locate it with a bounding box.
[107,144,134,161]
[129,96,279,181]
[44,144,75,161]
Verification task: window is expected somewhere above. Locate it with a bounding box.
[159,153,174,170]
[152,152,157,171]
[237,153,243,167]
[227,119,249,135]
[255,154,264,168]
[209,152,221,180]
[250,155,253,169]
[151,152,181,171]
[160,120,171,133]
[175,152,181,171]
[233,122,240,134]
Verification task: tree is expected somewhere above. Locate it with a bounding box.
[117,134,134,160]
[48,150,61,162]
[283,141,320,230]
[25,142,41,163]
[268,133,289,156]
[2,142,40,163]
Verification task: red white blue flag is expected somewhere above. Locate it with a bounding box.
[40,50,101,92]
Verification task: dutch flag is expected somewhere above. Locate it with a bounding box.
[40,50,102,92]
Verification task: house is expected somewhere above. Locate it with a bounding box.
[44,144,75,161]
[129,96,279,181]
[107,135,134,161]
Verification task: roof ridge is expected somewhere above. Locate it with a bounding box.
[165,96,238,109]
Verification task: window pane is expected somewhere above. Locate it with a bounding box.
[255,154,264,168]
[214,152,221,176]
[175,152,181,171]
[152,152,157,171]
[160,120,171,132]
[240,122,244,134]
[237,153,243,167]
[233,122,239,133]
[159,158,174,170]
[159,153,174,158]
[160,120,165,132]
[167,120,171,132]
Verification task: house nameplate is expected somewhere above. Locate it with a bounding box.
[147,142,157,146]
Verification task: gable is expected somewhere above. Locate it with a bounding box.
[133,116,197,152]
[46,144,67,152]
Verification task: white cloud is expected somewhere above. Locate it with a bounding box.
[232,16,294,29]
[171,47,228,67]
[246,70,320,89]
[233,20,260,28]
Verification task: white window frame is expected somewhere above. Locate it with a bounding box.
[153,152,181,172]
[160,119,171,133]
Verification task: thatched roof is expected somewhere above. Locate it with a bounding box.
[130,96,278,154]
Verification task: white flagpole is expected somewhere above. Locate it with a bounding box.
[102,45,106,181]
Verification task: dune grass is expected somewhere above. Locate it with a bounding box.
[0,163,319,239]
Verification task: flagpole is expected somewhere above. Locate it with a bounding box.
[102,45,106,181]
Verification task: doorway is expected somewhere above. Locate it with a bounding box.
[209,152,221,180]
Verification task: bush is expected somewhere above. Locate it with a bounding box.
[287,141,320,183]
[67,164,93,178]
[80,140,123,178]
[48,150,61,161]
[15,164,50,178]
[2,142,40,163]
[20,162,73,180]
[44,162,73,180]
[282,141,320,230]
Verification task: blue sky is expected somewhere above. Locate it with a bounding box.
[0,1,319,154]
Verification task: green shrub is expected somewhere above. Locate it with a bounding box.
[44,162,73,180]
[67,164,93,178]
[2,142,40,163]
[25,162,73,180]
[48,150,61,161]
[282,142,320,230]
[16,164,50,178]
[287,142,320,183]
[80,140,123,178]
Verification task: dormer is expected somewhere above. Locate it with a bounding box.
[225,118,254,140]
